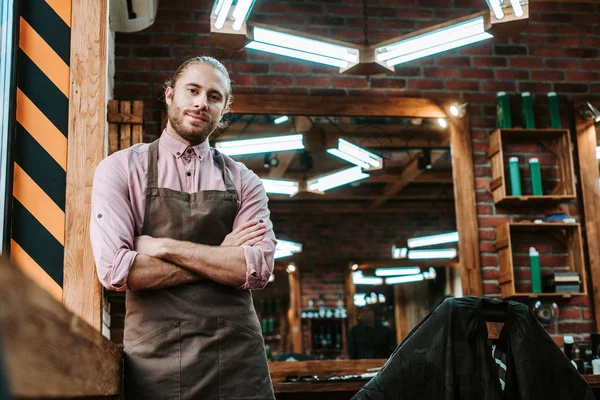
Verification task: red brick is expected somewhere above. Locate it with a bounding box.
[289,3,324,13]
[518,82,552,92]
[567,71,600,82]
[495,70,530,80]
[229,75,254,86]
[580,60,600,70]
[473,57,507,68]
[554,83,589,93]
[583,308,593,320]
[530,47,563,57]
[478,216,510,228]
[271,63,310,74]
[445,81,479,91]
[372,78,407,89]
[423,68,457,78]
[480,241,496,253]
[116,59,153,71]
[531,70,566,81]
[545,59,578,69]
[558,322,596,334]
[565,48,598,58]
[460,69,493,80]
[477,204,493,216]
[437,57,471,67]
[295,77,331,87]
[256,75,293,86]
[481,255,498,267]
[268,15,307,26]
[232,63,269,74]
[483,282,500,295]
[568,296,591,307]
[560,308,582,321]
[272,88,309,95]
[481,81,516,92]
[546,36,580,47]
[509,57,543,69]
[407,80,443,90]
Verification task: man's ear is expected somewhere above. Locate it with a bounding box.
[165,87,173,106]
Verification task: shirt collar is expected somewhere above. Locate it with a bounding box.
[159,130,211,160]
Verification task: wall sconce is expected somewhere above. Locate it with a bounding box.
[449,102,468,118]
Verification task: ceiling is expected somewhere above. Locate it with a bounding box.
[212,114,456,214]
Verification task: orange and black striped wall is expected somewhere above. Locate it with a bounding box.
[10,0,71,301]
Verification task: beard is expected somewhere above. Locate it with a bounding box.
[167,102,218,145]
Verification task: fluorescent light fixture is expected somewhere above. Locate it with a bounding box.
[375,267,421,277]
[408,231,459,248]
[274,115,289,124]
[438,118,448,128]
[307,166,369,193]
[261,179,299,196]
[486,0,505,19]
[408,248,458,260]
[422,267,437,280]
[392,246,408,259]
[385,274,425,285]
[352,271,383,285]
[274,248,293,259]
[354,293,367,307]
[376,17,492,67]
[327,139,383,171]
[277,239,302,254]
[214,0,233,29]
[246,26,359,68]
[232,0,255,31]
[215,134,304,156]
[509,0,524,17]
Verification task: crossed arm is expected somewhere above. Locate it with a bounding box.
[127,220,265,290]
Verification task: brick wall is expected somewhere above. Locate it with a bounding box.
[113,0,600,344]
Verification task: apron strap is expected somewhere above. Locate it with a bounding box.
[147,139,160,188]
[213,149,237,195]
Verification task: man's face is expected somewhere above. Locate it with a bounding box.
[165,64,229,144]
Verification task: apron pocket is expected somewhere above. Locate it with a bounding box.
[124,320,181,400]
[217,317,274,400]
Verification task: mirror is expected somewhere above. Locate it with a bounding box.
[213,110,463,361]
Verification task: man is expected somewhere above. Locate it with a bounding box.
[347,308,396,360]
[90,56,276,399]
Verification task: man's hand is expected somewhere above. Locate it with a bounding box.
[221,219,266,247]
[135,235,166,258]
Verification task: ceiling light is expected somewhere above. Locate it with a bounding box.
[385,274,425,285]
[509,0,524,17]
[408,231,459,248]
[277,239,302,254]
[438,118,448,128]
[354,293,367,307]
[422,267,437,280]
[583,102,600,123]
[286,263,296,273]
[215,134,304,156]
[375,17,492,67]
[307,166,369,193]
[231,0,255,31]
[375,267,421,277]
[486,0,505,19]
[214,0,233,29]
[246,26,360,68]
[392,246,408,259]
[418,149,432,170]
[274,248,293,259]
[449,102,468,118]
[274,115,289,124]
[327,138,383,171]
[351,263,359,271]
[352,271,383,285]
[408,248,458,260]
[261,179,299,196]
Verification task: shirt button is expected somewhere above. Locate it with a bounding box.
[186,172,191,176]
[176,151,180,156]
[97,214,102,218]
[187,148,193,154]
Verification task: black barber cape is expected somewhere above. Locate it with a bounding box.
[352,296,594,400]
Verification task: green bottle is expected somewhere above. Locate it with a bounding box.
[548,92,561,129]
[496,92,512,129]
[267,318,274,333]
[529,247,542,293]
[261,318,267,332]
[522,92,535,129]
[529,158,543,196]
[508,157,522,196]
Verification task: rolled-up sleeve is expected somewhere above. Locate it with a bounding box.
[235,168,276,290]
[90,154,138,291]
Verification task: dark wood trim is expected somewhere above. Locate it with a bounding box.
[574,110,600,331]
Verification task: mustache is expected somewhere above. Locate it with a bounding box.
[185,110,210,121]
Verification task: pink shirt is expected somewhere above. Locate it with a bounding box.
[90,132,275,291]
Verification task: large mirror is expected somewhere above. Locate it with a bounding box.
[213,96,469,361]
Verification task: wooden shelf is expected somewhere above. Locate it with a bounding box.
[494,222,587,299]
[488,129,576,206]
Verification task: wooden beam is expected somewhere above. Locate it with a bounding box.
[0,257,121,398]
[447,108,483,297]
[231,94,447,118]
[63,0,108,329]
[344,270,357,328]
[269,201,455,214]
[269,152,295,179]
[287,268,302,353]
[574,109,600,332]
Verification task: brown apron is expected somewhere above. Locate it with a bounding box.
[123,140,274,400]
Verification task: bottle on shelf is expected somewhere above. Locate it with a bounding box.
[259,298,265,314]
[335,325,342,350]
[522,92,535,129]
[508,157,522,196]
[529,158,543,196]
[548,92,561,129]
[529,247,542,294]
[496,92,512,129]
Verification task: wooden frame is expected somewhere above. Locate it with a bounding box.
[574,109,600,332]
[63,0,108,329]
[488,129,576,207]
[494,222,587,299]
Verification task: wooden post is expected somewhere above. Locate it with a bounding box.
[574,110,600,331]
[63,0,108,329]
[344,269,357,328]
[287,268,302,353]
[448,110,483,297]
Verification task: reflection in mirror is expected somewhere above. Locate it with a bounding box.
[214,113,462,361]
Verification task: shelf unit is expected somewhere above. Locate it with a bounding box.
[488,129,576,207]
[307,318,347,358]
[494,222,587,299]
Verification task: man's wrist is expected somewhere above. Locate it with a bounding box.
[157,238,174,260]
